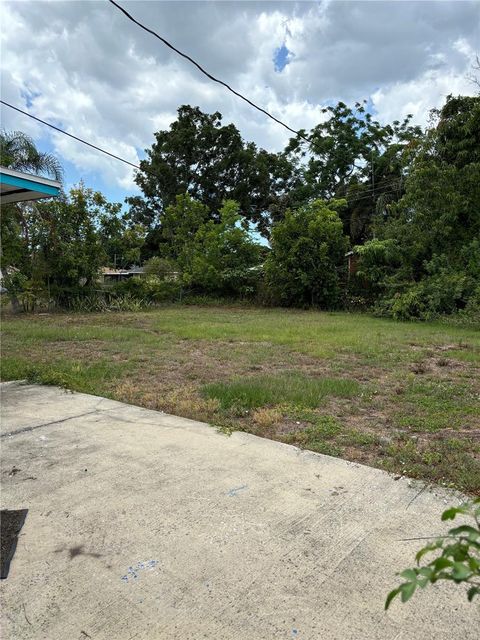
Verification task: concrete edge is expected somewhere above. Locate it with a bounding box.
[1,380,468,505]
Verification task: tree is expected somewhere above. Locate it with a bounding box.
[31,186,107,303]
[265,199,349,308]
[149,194,261,297]
[0,130,63,179]
[97,203,145,269]
[156,192,210,264]
[285,102,423,243]
[0,130,64,277]
[2,183,125,308]
[143,256,176,279]
[357,95,480,319]
[184,200,262,297]
[127,105,298,244]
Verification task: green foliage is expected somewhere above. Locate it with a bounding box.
[143,256,177,279]
[1,182,130,310]
[112,276,181,303]
[67,293,152,313]
[32,187,107,304]
[146,194,262,298]
[128,105,298,245]
[3,93,479,318]
[156,193,210,263]
[182,199,262,297]
[386,499,480,609]
[0,129,63,180]
[286,101,422,242]
[265,199,349,307]
[98,208,145,269]
[356,95,480,320]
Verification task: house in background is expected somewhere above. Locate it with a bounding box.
[100,266,145,284]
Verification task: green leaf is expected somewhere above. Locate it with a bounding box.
[441,505,467,521]
[451,562,472,581]
[415,544,437,564]
[416,577,430,588]
[449,525,480,540]
[400,569,418,581]
[385,588,401,610]
[430,557,453,571]
[442,507,459,521]
[467,557,480,572]
[400,581,416,603]
[417,567,434,578]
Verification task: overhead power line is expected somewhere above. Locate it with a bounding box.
[1,100,405,208]
[108,0,310,143]
[1,100,143,172]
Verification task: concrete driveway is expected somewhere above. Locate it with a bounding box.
[1,381,478,639]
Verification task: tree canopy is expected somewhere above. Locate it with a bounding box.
[127,105,298,246]
[2,93,478,319]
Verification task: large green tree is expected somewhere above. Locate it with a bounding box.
[150,193,261,297]
[265,199,349,308]
[127,105,298,250]
[357,95,480,319]
[183,199,262,297]
[286,102,423,243]
[26,186,107,302]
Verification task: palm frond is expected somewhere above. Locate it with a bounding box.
[0,129,63,181]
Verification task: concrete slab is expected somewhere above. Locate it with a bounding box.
[0,381,478,639]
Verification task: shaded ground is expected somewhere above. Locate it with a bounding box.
[0,509,28,579]
[1,382,478,639]
[1,306,479,492]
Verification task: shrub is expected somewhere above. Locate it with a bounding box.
[111,276,181,303]
[265,199,349,308]
[386,499,480,609]
[68,292,151,312]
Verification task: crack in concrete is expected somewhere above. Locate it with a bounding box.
[0,409,101,439]
[406,482,429,509]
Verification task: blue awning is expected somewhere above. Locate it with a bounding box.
[0,166,61,204]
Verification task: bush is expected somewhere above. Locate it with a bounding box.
[68,292,151,313]
[376,266,477,321]
[111,276,182,303]
[265,199,349,308]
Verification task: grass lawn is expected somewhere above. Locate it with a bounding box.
[1,305,479,493]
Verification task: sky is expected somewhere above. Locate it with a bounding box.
[1,0,479,205]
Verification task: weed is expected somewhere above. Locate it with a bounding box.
[281,417,343,457]
[252,406,283,430]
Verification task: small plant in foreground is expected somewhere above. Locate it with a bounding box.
[385,498,480,609]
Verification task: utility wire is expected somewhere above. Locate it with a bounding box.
[108,0,310,143]
[1,100,404,207]
[1,100,143,173]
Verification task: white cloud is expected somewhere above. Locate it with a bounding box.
[1,0,478,192]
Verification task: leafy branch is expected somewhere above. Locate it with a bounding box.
[385,498,480,609]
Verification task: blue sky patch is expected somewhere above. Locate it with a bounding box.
[274,43,292,73]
